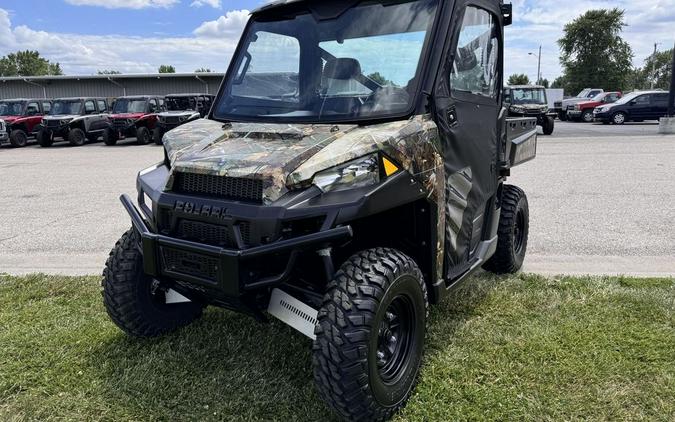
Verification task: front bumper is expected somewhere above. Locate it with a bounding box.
[567,110,582,118]
[593,110,612,122]
[121,193,352,309]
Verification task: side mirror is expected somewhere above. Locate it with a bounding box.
[501,3,513,26]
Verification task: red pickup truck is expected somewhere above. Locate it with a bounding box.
[0,98,52,147]
[567,92,622,123]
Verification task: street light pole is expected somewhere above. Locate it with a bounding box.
[528,46,542,85]
[651,43,659,90]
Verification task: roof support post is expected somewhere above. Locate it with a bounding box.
[195,75,209,94]
[107,77,126,96]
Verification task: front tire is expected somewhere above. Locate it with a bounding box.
[9,129,28,147]
[153,127,164,145]
[37,129,53,147]
[102,229,204,337]
[581,109,594,123]
[103,129,117,146]
[136,126,151,145]
[68,128,86,146]
[313,248,428,422]
[612,112,627,125]
[484,185,529,274]
[542,116,555,135]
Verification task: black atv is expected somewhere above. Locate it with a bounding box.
[504,85,556,135]
[102,1,537,420]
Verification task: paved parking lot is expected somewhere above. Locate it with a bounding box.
[1,122,673,276]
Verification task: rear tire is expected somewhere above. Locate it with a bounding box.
[68,128,86,146]
[136,126,151,145]
[542,116,554,135]
[483,185,529,274]
[37,129,53,147]
[153,127,164,145]
[9,129,28,147]
[313,248,428,422]
[102,228,205,337]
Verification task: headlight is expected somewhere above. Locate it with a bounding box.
[61,119,72,125]
[313,154,380,193]
[510,106,524,113]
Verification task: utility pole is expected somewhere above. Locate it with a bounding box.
[537,45,542,85]
[668,42,675,117]
[651,43,659,89]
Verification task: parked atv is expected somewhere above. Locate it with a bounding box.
[0,98,52,147]
[103,1,536,420]
[106,96,164,145]
[152,93,214,145]
[38,97,111,147]
[504,85,556,134]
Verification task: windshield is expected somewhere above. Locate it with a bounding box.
[113,99,147,114]
[166,97,195,111]
[214,0,439,123]
[50,100,82,115]
[614,92,641,105]
[0,101,25,116]
[576,89,591,98]
[511,88,547,105]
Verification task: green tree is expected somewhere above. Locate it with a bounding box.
[641,48,673,90]
[194,68,212,73]
[507,73,530,85]
[367,72,394,86]
[158,65,176,74]
[558,9,633,94]
[0,50,63,77]
[539,78,550,88]
[551,75,567,90]
[98,69,121,75]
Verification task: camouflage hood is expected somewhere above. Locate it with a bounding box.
[163,116,440,204]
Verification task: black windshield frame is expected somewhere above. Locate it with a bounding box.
[211,0,442,125]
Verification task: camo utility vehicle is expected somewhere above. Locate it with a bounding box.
[152,93,214,145]
[103,1,536,420]
[0,98,52,147]
[504,85,556,134]
[106,96,165,145]
[38,97,111,147]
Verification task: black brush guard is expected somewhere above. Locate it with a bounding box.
[120,194,352,303]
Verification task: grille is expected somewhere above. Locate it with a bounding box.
[113,118,130,128]
[174,172,263,203]
[46,120,60,128]
[165,116,181,124]
[176,220,251,247]
[161,247,219,282]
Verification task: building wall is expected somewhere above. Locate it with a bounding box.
[0,74,224,100]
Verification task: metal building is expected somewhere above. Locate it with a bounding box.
[0,73,225,100]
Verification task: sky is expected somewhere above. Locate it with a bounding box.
[0,0,674,83]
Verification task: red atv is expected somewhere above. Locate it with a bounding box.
[567,91,622,123]
[105,96,164,145]
[0,98,52,147]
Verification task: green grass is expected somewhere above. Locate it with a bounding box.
[1,273,674,421]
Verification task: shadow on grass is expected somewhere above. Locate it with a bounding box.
[86,273,502,421]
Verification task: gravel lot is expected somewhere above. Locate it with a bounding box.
[0,122,673,276]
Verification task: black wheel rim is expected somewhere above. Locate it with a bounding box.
[376,295,415,383]
[514,208,526,255]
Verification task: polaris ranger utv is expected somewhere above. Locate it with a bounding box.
[106,95,164,146]
[38,97,111,147]
[504,85,556,134]
[102,1,536,420]
[0,98,52,147]
[152,93,214,145]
